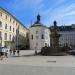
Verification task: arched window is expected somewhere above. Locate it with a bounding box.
[31,35,33,40]
[5,24,7,29]
[0,21,2,27]
[13,28,14,32]
[41,34,44,39]
[10,26,11,31]
[12,36,15,42]
[5,33,7,40]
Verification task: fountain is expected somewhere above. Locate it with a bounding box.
[41,21,70,56]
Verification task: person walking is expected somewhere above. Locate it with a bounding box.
[13,50,16,56]
[9,49,12,55]
[5,49,8,58]
[34,46,37,55]
[17,50,20,56]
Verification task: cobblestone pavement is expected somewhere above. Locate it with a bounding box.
[0,50,75,75]
[0,64,75,75]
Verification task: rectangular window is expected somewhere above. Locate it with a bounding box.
[9,34,11,40]
[13,28,14,32]
[31,35,33,40]
[41,34,44,39]
[0,31,2,38]
[12,36,15,42]
[16,29,19,34]
[5,24,7,29]
[0,21,2,27]
[10,26,11,31]
[10,18,11,22]
[6,15,7,19]
[5,33,7,40]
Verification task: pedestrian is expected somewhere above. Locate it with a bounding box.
[35,50,37,55]
[34,46,37,55]
[17,50,20,56]
[9,49,12,55]
[5,50,8,58]
[13,50,16,56]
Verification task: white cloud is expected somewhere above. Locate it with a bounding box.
[40,2,75,26]
[64,11,75,16]
[6,0,43,12]
[4,0,75,26]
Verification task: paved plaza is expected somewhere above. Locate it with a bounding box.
[0,50,75,75]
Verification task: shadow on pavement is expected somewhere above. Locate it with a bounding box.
[21,54,35,57]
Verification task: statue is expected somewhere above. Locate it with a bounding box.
[41,21,70,56]
[50,21,60,47]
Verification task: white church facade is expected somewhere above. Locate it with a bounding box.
[29,15,50,50]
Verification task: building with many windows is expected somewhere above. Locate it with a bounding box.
[58,25,75,49]
[50,23,75,49]
[0,7,28,50]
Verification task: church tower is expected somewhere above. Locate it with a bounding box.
[29,14,50,50]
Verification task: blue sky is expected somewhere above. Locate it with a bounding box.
[0,0,75,28]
